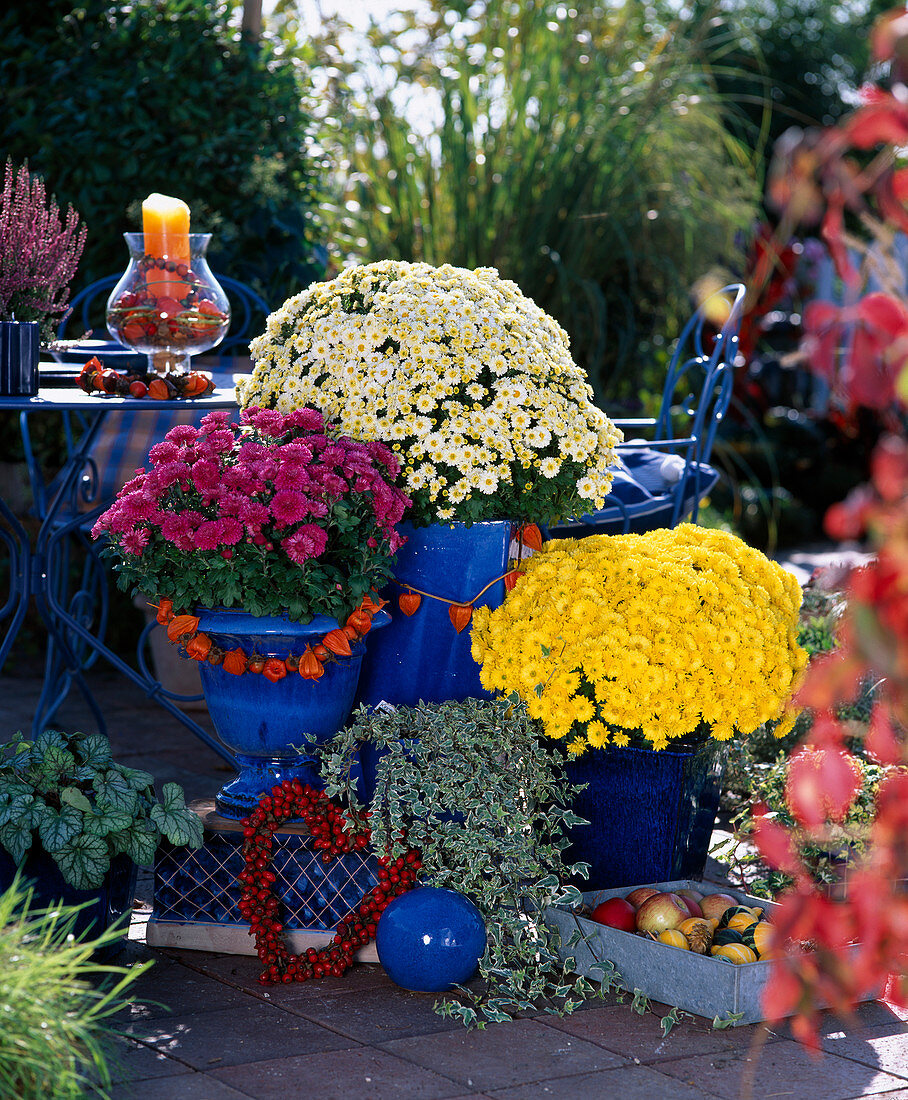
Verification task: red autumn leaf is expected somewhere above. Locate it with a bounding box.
[752,812,809,878]
[449,603,473,633]
[398,591,421,616]
[865,702,903,765]
[871,434,908,502]
[843,94,908,149]
[785,747,862,827]
[795,649,863,710]
[802,300,843,384]
[761,962,805,1025]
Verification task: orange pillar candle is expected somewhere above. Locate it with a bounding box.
[142,193,191,301]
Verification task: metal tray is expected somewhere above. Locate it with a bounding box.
[545,879,876,1026]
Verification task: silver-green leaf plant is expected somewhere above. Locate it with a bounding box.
[317,696,604,1026]
[0,729,203,890]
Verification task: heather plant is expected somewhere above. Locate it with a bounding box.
[0,159,86,341]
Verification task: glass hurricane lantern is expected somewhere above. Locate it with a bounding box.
[106,232,230,375]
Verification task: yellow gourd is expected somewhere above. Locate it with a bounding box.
[711,943,758,964]
[752,922,777,959]
[657,929,690,950]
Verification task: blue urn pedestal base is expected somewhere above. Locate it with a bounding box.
[147,800,382,960]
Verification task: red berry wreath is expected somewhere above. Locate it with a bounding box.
[238,780,421,984]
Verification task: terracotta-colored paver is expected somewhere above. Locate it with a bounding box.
[122,1001,354,1071]
[211,1047,473,1099]
[656,1037,908,1099]
[380,1018,626,1092]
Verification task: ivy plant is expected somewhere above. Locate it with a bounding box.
[0,729,203,891]
[316,695,604,1026]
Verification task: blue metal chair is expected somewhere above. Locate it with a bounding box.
[547,283,746,539]
[19,274,269,734]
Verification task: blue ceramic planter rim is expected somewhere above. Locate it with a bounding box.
[575,739,721,763]
[196,608,391,636]
[399,519,513,532]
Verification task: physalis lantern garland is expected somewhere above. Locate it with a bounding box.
[471,525,808,753]
[91,406,411,625]
[240,261,621,526]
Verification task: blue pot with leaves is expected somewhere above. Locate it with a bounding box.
[0,729,203,948]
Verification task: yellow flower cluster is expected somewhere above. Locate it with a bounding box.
[240,261,621,525]
[471,525,808,753]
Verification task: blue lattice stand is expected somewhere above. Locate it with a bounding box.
[146,800,381,960]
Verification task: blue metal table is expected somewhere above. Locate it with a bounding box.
[0,372,238,761]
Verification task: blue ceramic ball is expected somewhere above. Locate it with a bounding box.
[375,886,486,993]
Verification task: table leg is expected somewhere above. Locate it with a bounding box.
[0,496,29,670]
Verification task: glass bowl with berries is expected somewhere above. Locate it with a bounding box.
[105,233,230,375]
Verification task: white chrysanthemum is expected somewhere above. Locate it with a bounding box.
[242,261,621,523]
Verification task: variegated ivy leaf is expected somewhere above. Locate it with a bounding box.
[150,783,203,848]
[53,833,110,891]
[32,729,67,755]
[0,818,33,865]
[82,807,134,838]
[36,804,83,853]
[92,769,138,813]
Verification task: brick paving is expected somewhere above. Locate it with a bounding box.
[1,542,904,1100]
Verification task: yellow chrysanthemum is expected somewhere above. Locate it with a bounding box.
[470,525,806,755]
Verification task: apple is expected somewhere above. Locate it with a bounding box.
[699,893,739,921]
[675,894,703,918]
[624,886,659,909]
[590,897,636,933]
[635,892,690,935]
[675,887,704,904]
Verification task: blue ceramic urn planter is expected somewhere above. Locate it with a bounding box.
[564,740,727,890]
[375,886,487,993]
[355,520,513,708]
[195,608,390,818]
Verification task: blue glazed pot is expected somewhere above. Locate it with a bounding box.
[564,740,727,890]
[0,846,137,953]
[375,886,486,992]
[355,520,513,707]
[196,608,389,818]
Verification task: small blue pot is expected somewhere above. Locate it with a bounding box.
[0,845,137,953]
[0,320,39,396]
[375,886,486,993]
[196,608,389,818]
[356,520,512,707]
[564,740,727,890]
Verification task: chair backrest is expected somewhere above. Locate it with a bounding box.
[652,282,746,468]
[57,273,270,357]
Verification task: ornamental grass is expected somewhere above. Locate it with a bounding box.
[241,260,620,526]
[471,525,808,753]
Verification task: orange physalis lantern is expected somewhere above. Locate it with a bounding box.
[167,614,200,642]
[262,658,287,683]
[185,632,212,661]
[449,603,473,633]
[399,591,421,616]
[222,648,248,676]
[519,523,543,552]
[298,645,325,681]
[323,628,353,657]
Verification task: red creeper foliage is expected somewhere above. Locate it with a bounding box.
[756,10,908,1043]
